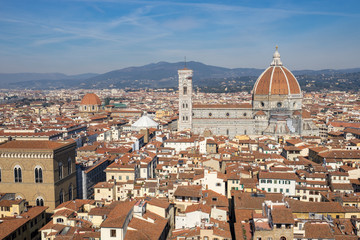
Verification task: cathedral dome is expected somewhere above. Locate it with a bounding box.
[253,47,301,96]
[81,93,101,105]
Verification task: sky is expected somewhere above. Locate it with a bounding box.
[0,0,359,74]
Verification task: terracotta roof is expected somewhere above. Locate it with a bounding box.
[288,199,345,213]
[100,201,136,228]
[125,211,168,240]
[0,140,73,150]
[80,93,101,105]
[255,110,266,116]
[271,208,294,224]
[174,185,202,198]
[304,222,334,239]
[259,171,297,180]
[184,204,211,214]
[253,66,301,95]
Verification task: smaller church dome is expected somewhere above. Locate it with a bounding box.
[81,93,101,105]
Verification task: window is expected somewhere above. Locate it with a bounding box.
[119,176,122,180]
[126,176,129,180]
[59,190,64,204]
[14,165,22,183]
[216,183,221,187]
[274,188,277,192]
[36,197,44,206]
[35,166,43,183]
[260,102,265,107]
[110,229,116,237]
[277,102,282,107]
[56,218,64,223]
[183,86,187,95]
[58,162,63,180]
[243,112,247,117]
[261,180,266,183]
[208,112,212,117]
[69,184,73,200]
[286,189,289,193]
[226,112,230,117]
[67,157,72,175]
[0,168,1,182]
[268,188,271,192]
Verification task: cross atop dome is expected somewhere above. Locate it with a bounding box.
[271,45,283,66]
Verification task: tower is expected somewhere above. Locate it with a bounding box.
[178,67,193,131]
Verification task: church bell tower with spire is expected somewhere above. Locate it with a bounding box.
[178,63,193,131]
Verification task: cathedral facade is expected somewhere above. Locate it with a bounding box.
[178,47,319,138]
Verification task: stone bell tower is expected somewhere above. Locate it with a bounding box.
[178,67,193,131]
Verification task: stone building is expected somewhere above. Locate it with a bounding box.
[79,93,102,113]
[178,47,319,138]
[0,140,77,212]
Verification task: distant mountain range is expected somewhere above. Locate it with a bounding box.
[1,61,360,90]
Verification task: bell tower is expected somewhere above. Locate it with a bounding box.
[178,66,193,131]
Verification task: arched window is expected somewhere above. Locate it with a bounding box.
[280,237,286,240]
[14,165,22,183]
[67,157,72,175]
[15,195,23,200]
[56,218,64,223]
[35,166,43,183]
[36,196,44,206]
[59,189,64,204]
[69,184,73,200]
[58,162,63,180]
